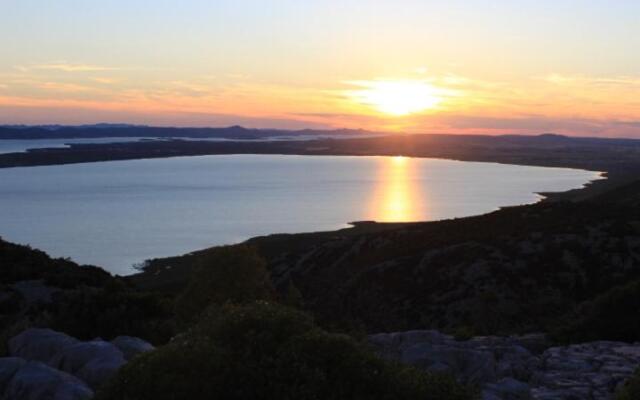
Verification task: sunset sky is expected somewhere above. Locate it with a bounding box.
[1,0,639,137]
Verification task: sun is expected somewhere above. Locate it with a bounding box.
[348,80,443,116]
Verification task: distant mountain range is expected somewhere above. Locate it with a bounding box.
[0,124,374,140]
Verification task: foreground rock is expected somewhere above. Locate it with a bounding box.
[369,330,640,400]
[8,329,79,364]
[50,340,126,389]
[111,336,155,361]
[1,328,154,399]
[2,359,94,400]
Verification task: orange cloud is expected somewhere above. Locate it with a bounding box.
[1,65,640,138]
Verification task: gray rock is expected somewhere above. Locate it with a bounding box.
[495,345,536,381]
[76,356,125,390]
[0,357,26,393]
[8,329,78,364]
[482,393,503,400]
[369,329,640,400]
[613,345,640,359]
[3,329,156,395]
[483,378,530,400]
[369,330,452,360]
[514,333,549,355]
[4,361,93,400]
[50,340,126,389]
[111,336,154,360]
[402,343,497,385]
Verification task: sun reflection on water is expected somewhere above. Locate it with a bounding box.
[369,156,427,222]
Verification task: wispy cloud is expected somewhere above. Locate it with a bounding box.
[90,77,121,84]
[16,62,122,73]
[539,73,640,87]
[36,81,93,92]
[2,63,640,138]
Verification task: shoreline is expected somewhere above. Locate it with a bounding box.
[1,133,638,275]
[0,133,630,193]
[0,153,599,275]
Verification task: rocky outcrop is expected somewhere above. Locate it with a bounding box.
[8,329,79,364]
[1,328,154,399]
[530,342,640,400]
[0,358,93,400]
[369,330,640,400]
[50,340,126,389]
[111,336,155,361]
[0,357,27,393]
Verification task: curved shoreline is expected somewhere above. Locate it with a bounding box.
[0,153,599,275]
[1,132,638,275]
[0,132,632,194]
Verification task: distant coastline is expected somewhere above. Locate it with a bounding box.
[1,126,638,203]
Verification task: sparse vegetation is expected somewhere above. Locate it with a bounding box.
[97,302,473,400]
[174,245,274,322]
[46,284,175,345]
[0,237,112,288]
[551,279,640,344]
[616,368,640,400]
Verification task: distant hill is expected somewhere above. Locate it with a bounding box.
[0,124,376,140]
[0,238,112,288]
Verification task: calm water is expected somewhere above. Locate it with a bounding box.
[0,154,600,275]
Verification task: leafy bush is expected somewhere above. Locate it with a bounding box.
[616,368,640,400]
[452,326,475,342]
[46,285,175,345]
[97,302,473,400]
[0,319,34,357]
[0,237,112,288]
[174,245,274,322]
[551,279,640,343]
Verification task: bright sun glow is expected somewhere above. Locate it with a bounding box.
[348,80,443,116]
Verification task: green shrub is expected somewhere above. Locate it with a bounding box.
[616,368,640,400]
[551,279,640,343]
[46,286,175,345]
[174,245,274,322]
[452,326,475,342]
[284,280,304,308]
[0,238,112,288]
[97,302,473,400]
[0,318,34,357]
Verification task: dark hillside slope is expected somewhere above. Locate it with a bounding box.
[0,238,112,288]
[135,180,640,339]
[261,200,640,335]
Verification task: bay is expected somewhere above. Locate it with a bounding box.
[0,154,600,275]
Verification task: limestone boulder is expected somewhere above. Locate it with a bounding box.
[50,340,126,389]
[401,343,497,385]
[0,357,26,393]
[111,336,154,360]
[482,378,530,400]
[4,360,93,400]
[8,329,78,364]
